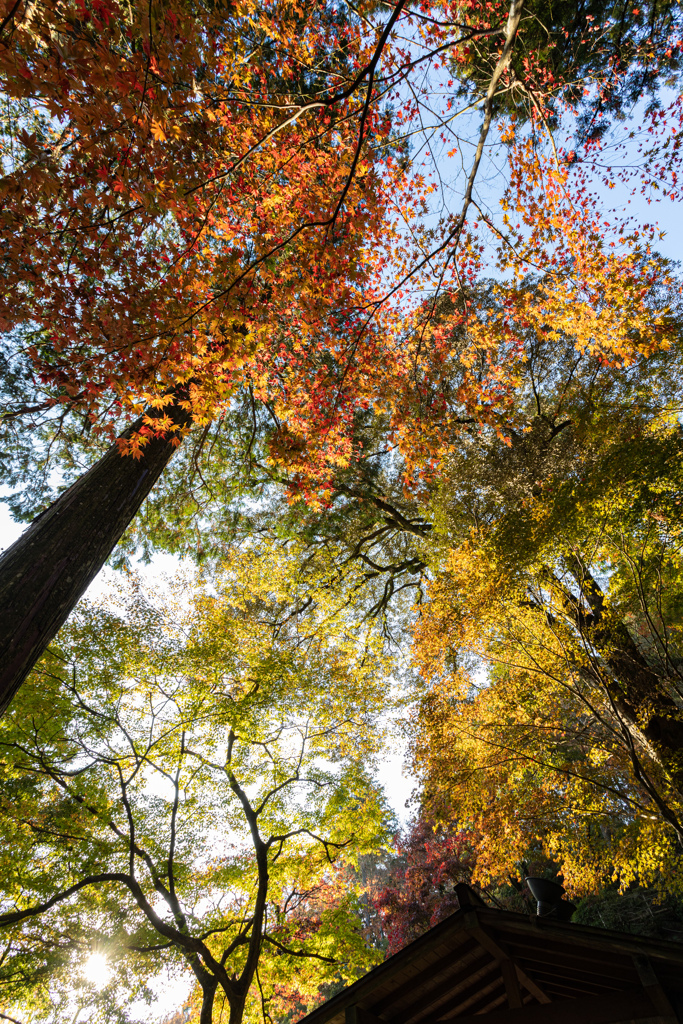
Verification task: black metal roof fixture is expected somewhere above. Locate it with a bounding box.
[525,877,577,921]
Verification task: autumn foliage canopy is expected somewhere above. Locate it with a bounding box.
[4,0,683,483]
[5,0,683,1017]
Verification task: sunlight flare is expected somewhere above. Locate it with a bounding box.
[82,952,112,990]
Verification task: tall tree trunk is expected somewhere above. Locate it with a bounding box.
[199,978,219,1024]
[0,399,192,714]
[227,996,246,1024]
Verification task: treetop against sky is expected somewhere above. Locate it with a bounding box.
[2,0,681,450]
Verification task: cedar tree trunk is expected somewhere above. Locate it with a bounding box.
[0,399,192,714]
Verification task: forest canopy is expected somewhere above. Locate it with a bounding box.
[3,0,683,1017]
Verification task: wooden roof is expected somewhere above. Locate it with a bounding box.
[298,885,683,1024]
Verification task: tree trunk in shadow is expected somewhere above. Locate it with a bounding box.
[0,399,192,714]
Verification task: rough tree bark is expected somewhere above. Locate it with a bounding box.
[0,399,192,715]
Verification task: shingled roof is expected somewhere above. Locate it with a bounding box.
[297,884,683,1024]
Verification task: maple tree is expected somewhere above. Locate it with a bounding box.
[368,815,683,952]
[0,0,411,710]
[0,545,393,1023]
[372,816,475,954]
[408,356,683,899]
[202,282,683,909]
[172,272,682,630]
[0,0,399,413]
[2,0,683,712]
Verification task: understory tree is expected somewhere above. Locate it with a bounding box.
[0,546,394,1023]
